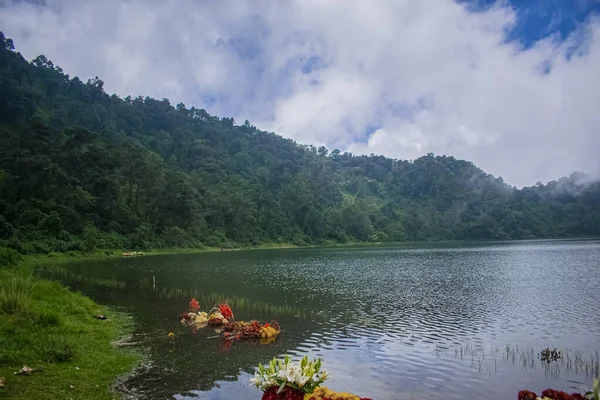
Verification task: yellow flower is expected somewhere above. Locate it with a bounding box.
[168,332,175,338]
[194,312,208,325]
[304,387,361,400]
[258,326,280,339]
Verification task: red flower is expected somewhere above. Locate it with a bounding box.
[520,389,584,400]
[219,303,233,319]
[189,298,200,312]
[261,386,304,400]
[264,323,271,328]
[518,390,538,400]
[540,389,584,400]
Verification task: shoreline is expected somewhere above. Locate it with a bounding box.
[0,267,142,399]
[18,241,376,265]
[19,235,599,266]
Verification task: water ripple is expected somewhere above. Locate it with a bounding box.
[46,239,600,400]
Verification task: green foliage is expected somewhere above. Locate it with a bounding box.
[0,269,140,399]
[0,246,23,268]
[0,32,598,257]
[0,271,36,314]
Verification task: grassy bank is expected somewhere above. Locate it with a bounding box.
[0,267,141,399]
[13,239,390,266]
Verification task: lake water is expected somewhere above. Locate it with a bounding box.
[40,240,600,400]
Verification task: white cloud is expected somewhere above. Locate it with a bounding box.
[0,0,599,187]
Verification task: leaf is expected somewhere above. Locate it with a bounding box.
[269,359,276,374]
[277,381,286,394]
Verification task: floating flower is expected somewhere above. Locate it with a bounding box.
[305,387,373,400]
[168,332,175,338]
[177,300,282,346]
[219,303,234,319]
[193,312,208,325]
[250,356,329,397]
[259,325,280,339]
[208,311,228,326]
[518,378,599,400]
[189,298,200,312]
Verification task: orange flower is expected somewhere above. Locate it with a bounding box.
[189,298,200,312]
[219,303,233,319]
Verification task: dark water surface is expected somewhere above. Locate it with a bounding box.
[40,240,600,399]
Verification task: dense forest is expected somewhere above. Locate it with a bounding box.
[0,31,599,260]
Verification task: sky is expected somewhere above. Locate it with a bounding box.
[1,0,599,188]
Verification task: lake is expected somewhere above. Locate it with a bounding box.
[39,239,600,400]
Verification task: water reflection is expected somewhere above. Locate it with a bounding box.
[37,240,600,400]
[42,265,330,321]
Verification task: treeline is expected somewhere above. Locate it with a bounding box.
[0,32,599,258]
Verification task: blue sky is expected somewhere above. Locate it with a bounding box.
[0,0,599,187]
[469,0,598,47]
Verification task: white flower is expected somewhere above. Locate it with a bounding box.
[249,374,264,387]
[296,375,309,388]
[265,375,277,387]
[277,369,288,380]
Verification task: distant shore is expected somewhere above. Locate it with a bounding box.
[18,235,600,267]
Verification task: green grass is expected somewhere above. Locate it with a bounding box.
[0,269,140,399]
[16,240,386,266]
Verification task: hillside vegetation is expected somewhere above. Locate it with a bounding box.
[0,32,599,258]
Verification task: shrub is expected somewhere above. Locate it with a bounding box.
[0,246,22,268]
[0,272,37,314]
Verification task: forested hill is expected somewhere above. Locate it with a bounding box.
[0,32,598,255]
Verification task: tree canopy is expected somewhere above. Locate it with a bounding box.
[0,32,598,255]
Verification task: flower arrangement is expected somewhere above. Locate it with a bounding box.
[250,356,372,400]
[179,297,209,328]
[224,320,281,340]
[180,311,208,327]
[306,387,373,400]
[250,355,329,397]
[208,311,229,326]
[208,302,235,326]
[518,391,584,400]
[518,378,598,400]
[178,299,281,344]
